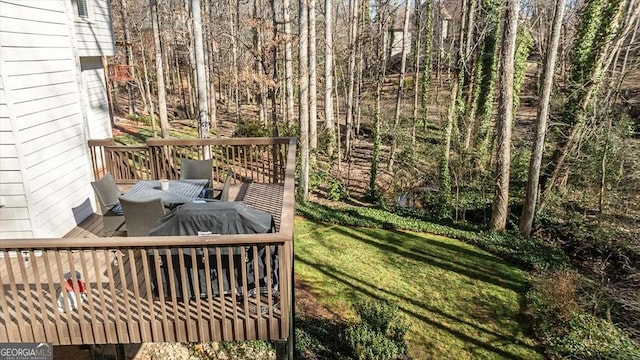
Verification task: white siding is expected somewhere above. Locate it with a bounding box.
[0,0,96,238]
[73,0,115,57]
[81,57,112,139]
[0,80,34,239]
[390,30,411,58]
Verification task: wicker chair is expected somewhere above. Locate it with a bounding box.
[180,158,213,197]
[216,170,233,202]
[118,197,166,237]
[90,173,125,236]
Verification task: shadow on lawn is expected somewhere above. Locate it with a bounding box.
[113,124,149,145]
[336,226,527,292]
[296,256,539,359]
[303,222,526,293]
[295,315,353,360]
[295,226,537,359]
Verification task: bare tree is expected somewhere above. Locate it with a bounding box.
[345,0,360,160]
[283,0,294,124]
[119,0,135,116]
[389,2,411,169]
[230,0,241,123]
[519,0,566,237]
[324,0,335,156]
[140,43,157,137]
[369,0,390,197]
[192,0,210,139]
[299,0,310,198]
[205,0,217,131]
[309,0,318,149]
[149,0,169,138]
[489,0,518,231]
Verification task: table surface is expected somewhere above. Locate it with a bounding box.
[120,179,208,204]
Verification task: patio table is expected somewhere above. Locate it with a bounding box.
[120,179,208,204]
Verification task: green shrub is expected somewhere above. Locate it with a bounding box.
[126,113,153,126]
[139,114,153,126]
[353,301,408,345]
[309,160,330,193]
[294,315,352,359]
[276,121,298,138]
[346,325,403,360]
[327,179,350,201]
[318,126,337,158]
[553,314,640,360]
[527,271,640,359]
[479,231,569,272]
[346,300,408,360]
[233,120,271,138]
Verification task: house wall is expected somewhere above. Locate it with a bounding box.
[0,80,34,239]
[390,30,412,58]
[81,57,112,139]
[74,0,115,57]
[0,0,113,238]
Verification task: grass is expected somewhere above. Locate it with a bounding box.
[294,219,542,359]
[113,120,199,146]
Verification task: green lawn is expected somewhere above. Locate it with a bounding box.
[295,219,542,359]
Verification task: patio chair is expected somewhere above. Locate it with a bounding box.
[215,170,234,202]
[118,197,166,237]
[191,170,233,202]
[180,158,213,197]
[91,173,125,236]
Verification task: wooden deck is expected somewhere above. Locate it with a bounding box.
[1,137,296,349]
[0,183,285,345]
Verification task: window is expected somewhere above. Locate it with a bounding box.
[73,0,92,21]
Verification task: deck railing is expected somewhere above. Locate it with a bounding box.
[1,137,296,347]
[88,138,290,185]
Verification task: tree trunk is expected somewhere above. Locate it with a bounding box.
[140,43,157,137]
[369,1,389,198]
[205,0,217,131]
[473,0,501,166]
[324,0,335,156]
[519,0,565,237]
[119,0,135,116]
[149,0,170,138]
[335,64,342,170]
[489,0,518,231]
[388,3,411,169]
[253,0,268,126]
[345,0,359,161]
[269,0,280,131]
[283,0,294,124]
[411,0,423,145]
[459,0,478,149]
[309,0,318,149]
[192,0,210,140]
[420,0,433,132]
[231,0,241,123]
[299,0,310,199]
